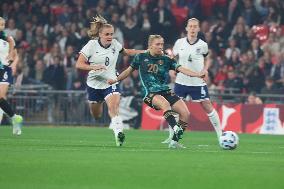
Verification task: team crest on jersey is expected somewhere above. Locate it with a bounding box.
[196,48,201,54]
[3,41,7,47]
[157,60,164,65]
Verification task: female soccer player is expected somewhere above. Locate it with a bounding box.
[162,18,222,144]
[108,35,205,148]
[0,17,23,135]
[76,15,144,146]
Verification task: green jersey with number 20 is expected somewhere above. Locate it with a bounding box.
[131,52,181,98]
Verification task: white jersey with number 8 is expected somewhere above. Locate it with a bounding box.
[79,39,123,89]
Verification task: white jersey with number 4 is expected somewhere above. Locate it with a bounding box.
[173,37,208,86]
[80,39,123,89]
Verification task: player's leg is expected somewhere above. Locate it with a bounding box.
[87,86,104,119]
[105,93,125,146]
[161,113,176,144]
[89,102,103,119]
[191,85,222,142]
[164,93,189,148]
[151,94,182,144]
[172,99,189,133]
[162,84,188,143]
[200,100,222,141]
[0,83,23,135]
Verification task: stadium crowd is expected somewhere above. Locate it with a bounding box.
[1,0,284,101]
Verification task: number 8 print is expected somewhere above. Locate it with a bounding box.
[105,57,110,66]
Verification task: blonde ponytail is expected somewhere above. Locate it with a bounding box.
[88,15,113,39]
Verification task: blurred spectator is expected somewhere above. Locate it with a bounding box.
[223,70,244,93]
[57,4,71,25]
[71,78,85,91]
[4,18,18,38]
[63,45,77,90]
[119,77,135,96]
[205,31,221,55]
[111,12,124,45]
[225,38,240,60]
[261,76,279,94]
[262,33,281,55]
[232,22,250,52]
[241,0,260,27]
[34,59,45,82]
[122,17,141,48]
[226,50,241,69]
[42,56,66,90]
[0,0,282,100]
[214,64,228,87]
[211,18,231,53]
[269,53,284,87]
[245,59,266,93]
[150,0,177,44]
[238,53,255,79]
[120,7,137,23]
[246,92,263,104]
[117,55,131,73]
[275,27,284,49]
[250,38,263,59]
[228,0,241,25]
[137,11,151,48]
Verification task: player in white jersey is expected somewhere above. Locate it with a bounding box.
[162,18,222,144]
[0,17,23,135]
[76,15,144,146]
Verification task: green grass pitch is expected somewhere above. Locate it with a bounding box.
[0,126,284,189]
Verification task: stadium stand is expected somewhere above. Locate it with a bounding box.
[1,0,283,100]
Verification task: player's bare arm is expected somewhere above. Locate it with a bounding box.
[177,66,205,78]
[122,49,145,56]
[203,57,210,71]
[201,57,209,82]
[107,66,134,85]
[76,54,106,71]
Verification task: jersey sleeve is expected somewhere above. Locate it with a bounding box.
[79,41,92,60]
[130,54,140,70]
[113,39,123,53]
[0,31,8,41]
[202,42,209,57]
[168,56,181,72]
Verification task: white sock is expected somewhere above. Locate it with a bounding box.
[208,109,222,139]
[167,113,178,139]
[111,116,123,137]
[168,125,174,139]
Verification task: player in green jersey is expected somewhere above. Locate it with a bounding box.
[108,35,206,148]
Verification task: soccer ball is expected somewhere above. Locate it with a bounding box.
[219,131,239,150]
